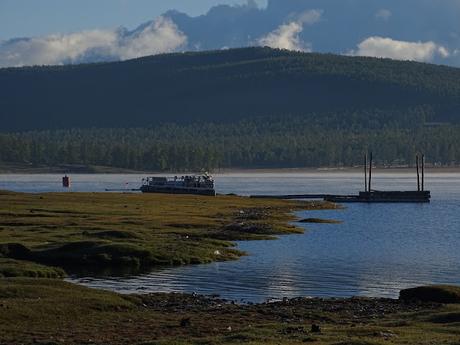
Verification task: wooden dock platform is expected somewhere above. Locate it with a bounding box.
[325,191,431,203]
[250,194,333,200]
[251,191,431,203]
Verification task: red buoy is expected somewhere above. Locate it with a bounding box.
[62,175,70,188]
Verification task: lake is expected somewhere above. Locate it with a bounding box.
[1,172,459,302]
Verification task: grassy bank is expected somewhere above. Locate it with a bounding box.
[0,191,334,276]
[1,279,460,345]
[1,192,460,344]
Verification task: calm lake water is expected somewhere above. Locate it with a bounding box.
[1,172,459,302]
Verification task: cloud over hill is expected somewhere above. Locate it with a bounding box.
[351,37,450,62]
[1,0,460,67]
[0,17,186,67]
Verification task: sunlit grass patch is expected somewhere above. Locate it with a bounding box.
[0,192,333,276]
[0,258,65,278]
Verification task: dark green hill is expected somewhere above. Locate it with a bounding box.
[2,48,460,169]
[1,47,460,132]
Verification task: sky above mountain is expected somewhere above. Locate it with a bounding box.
[1,0,459,68]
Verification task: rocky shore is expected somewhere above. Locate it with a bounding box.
[1,279,459,345]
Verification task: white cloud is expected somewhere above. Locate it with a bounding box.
[258,21,306,51]
[375,9,392,21]
[437,46,450,58]
[0,31,117,67]
[116,17,187,60]
[257,9,322,51]
[351,36,450,62]
[0,16,187,68]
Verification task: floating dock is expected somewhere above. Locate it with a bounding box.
[325,191,431,203]
[250,191,431,203]
[251,153,431,203]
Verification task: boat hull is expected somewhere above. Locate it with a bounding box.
[140,185,216,196]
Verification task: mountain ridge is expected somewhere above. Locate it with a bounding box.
[1,47,460,132]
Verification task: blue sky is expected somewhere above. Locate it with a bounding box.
[0,0,266,40]
[1,0,459,68]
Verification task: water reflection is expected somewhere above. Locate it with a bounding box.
[70,197,460,302]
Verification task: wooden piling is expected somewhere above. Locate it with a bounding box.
[364,154,368,192]
[416,155,420,192]
[368,152,373,192]
[252,151,431,203]
[422,154,425,192]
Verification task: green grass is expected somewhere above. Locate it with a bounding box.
[1,191,459,344]
[0,191,335,276]
[0,258,65,278]
[0,279,459,345]
[400,285,460,303]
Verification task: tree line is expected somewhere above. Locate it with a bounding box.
[1,113,459,171]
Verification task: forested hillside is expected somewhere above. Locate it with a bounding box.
[1,114,459,171]
[1,47,460,169]
[1,47,460,131]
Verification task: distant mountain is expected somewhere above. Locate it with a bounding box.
[1,47,459,132]
[2,47,460,170]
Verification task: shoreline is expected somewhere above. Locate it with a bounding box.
[1,278,459,344]
[216,166,460,174]
[1,192,460,344]
[1,163,460,174]
[0,192,334,278]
